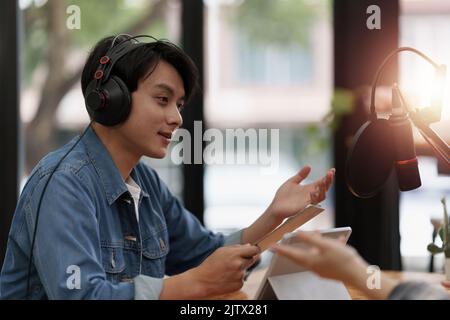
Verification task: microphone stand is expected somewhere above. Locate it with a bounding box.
[370,47,450,168]
[395,85,450,167]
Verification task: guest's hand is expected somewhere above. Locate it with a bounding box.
[271,231,366,283]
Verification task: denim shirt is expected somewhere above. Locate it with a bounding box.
[0,127,241,299]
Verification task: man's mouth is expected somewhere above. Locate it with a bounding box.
[158,131,172,140]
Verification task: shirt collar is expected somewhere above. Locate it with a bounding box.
[81,126,149,205]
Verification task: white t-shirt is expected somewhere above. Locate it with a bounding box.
[125,176,141,222]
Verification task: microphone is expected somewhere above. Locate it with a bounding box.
[346,47,447,198]
[390,84,421,191]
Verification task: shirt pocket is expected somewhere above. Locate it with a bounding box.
[141,228,169,278]
[100,245,126,284]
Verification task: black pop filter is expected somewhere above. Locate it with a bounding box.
[346,118,394,198]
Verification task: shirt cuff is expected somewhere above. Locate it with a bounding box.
[224,229,243,246]
[134,274,164,300]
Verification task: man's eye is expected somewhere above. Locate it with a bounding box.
[177,104,185,112]
[157,97,169,104]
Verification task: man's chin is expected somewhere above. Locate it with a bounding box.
[145,149,167,159]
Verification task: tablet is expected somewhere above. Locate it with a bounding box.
[253,205,324,252]
[254,227,352,300]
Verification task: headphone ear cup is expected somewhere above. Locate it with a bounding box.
[84,80,101,118]
[93,76,131,126]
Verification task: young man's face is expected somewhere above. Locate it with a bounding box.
[119,60,185,159]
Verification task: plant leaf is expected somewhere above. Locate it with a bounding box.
[442,197,448,246]
[427,243,444,255]
[439,226,445,243]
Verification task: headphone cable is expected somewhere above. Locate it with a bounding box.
[26,122,93,299]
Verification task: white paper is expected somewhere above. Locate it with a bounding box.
[267,271,351,300]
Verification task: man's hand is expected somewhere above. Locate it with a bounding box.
[160,244,260,299]
[190,244,260,296]
[267,166,335,223]
[241,166,335,245]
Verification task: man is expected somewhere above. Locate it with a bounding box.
[0,35,334,299]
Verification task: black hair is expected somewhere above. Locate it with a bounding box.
[81,35,199,103]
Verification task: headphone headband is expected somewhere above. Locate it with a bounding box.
[93,35,158,90]
[93,42,147,90]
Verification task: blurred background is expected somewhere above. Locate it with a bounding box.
[1,0,449,274]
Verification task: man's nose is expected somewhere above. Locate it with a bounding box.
[167,104,183,128]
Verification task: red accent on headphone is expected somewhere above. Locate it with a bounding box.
[99,56,110,64]
[396,158,418,165]
[94,70,104,80]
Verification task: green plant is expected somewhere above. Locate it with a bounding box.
[427,197,450,258]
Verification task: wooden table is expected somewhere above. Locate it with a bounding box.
[211,268,450,300]
[347,271,449,300]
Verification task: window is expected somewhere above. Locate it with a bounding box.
[204,0,334,234]
[399,0,450,271]
[19,0,183,197]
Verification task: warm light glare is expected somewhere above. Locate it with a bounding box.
[400,61,449,120]
[441,71,449,120]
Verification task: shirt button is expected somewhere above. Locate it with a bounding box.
[125,235,137,242]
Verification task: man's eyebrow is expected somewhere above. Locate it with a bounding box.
[154,83,185,100]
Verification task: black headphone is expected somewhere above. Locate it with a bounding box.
[84,34,158,126]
